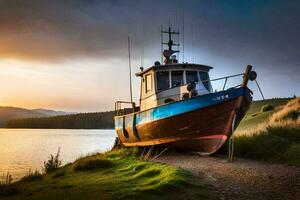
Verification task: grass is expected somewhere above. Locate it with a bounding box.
[236,97,291,135]
[20,170,43,182]
[73,155,114,171]
[243,98,290,116]
[0,149,215,200]
[0,172,18,197]
[234,97,300,165]
[261,104,274,112]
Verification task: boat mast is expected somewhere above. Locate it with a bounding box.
[161,26,180,64]
[182,10,185,63]
[128,37,133,103]
[160,24,163,64]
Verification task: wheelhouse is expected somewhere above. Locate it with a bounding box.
[136,63,213,111]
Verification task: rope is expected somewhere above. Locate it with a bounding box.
[228,136,234,162]
[228,114,236,163]
[228,78,265,162]
[255,80,265,100]
[150,147,168,161]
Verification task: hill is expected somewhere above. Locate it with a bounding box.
[235,97,300,165]
[0,106,69,127]
[236,98,291,134]
[5,111,115,129]
[32,109,69,116]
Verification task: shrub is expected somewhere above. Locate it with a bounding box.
[73,156,114,171]
[261,104,274,112]
[43,147,62,173]
[20,170,43,182]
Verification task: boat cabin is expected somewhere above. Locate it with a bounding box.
[136,63,213,111]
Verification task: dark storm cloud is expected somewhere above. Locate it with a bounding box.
[0,0,145,61]
[0,0,300,78]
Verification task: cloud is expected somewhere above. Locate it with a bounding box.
[0,0,299,111]
[0,0,138,62]
[0,0,299,75]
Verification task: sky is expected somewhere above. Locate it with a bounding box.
[0,0,299,112]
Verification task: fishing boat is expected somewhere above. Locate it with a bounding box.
[114,27,257,155]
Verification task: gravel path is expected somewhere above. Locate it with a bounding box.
[157,152,300,200]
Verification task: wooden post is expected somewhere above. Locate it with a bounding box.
[241,65,252,88]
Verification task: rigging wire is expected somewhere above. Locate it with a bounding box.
[255,80,265,100]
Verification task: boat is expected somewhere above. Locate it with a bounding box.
[114,27,257,155]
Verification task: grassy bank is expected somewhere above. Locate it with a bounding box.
[236,98,291,134]
[234,97,300,165]
[0,149,215,200]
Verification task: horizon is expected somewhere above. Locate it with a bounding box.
[0,96,296,114]
[0,0,299,112]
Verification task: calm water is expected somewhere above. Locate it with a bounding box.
[0,129,116,182]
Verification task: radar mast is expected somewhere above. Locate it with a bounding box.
[161,27,180,64]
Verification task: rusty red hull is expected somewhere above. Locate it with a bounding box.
[115,88,251,154]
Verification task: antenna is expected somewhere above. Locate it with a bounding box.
[192,24,194,63]
[176,27,180,60]
[161,27,180,64]
[141,23,144,68]
[160,24,163,64]
[182,10,185,63]
[128,37,133,103]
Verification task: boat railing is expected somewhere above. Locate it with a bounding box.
[115,101,137,116]
[142,72,247,102]
[202,73,244,91]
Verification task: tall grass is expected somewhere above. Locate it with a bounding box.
[0,171,12,185]
[20,170,43,182]
[0,172,19,197]
[235,97,300,165]
[43,147,62,173]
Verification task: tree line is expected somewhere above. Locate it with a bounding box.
[5,111,115,129]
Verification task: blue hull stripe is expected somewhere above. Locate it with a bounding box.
[115,87,247,129]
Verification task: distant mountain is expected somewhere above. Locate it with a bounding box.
[32,109,70,116]
[0,106,70,127]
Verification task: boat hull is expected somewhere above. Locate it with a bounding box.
[114,87,252,154]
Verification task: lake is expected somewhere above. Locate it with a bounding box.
[0,129,116,182]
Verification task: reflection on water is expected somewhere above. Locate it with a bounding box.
[0,129,116,182]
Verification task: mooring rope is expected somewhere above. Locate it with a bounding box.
[228,79,265,162]
[228,136,234,162]
[228,114,236,163]
[255,79,265,100]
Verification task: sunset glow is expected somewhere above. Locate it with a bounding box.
[0,0,299,112]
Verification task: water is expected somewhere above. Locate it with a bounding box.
[0,129,116,182]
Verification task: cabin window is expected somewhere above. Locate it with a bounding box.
[186,71,198,84]
[199,71,210,91]
[156,71,170,91]
[171,71,183,88]
[146,74,152,93]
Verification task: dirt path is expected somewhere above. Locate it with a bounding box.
[157,152,300,200]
